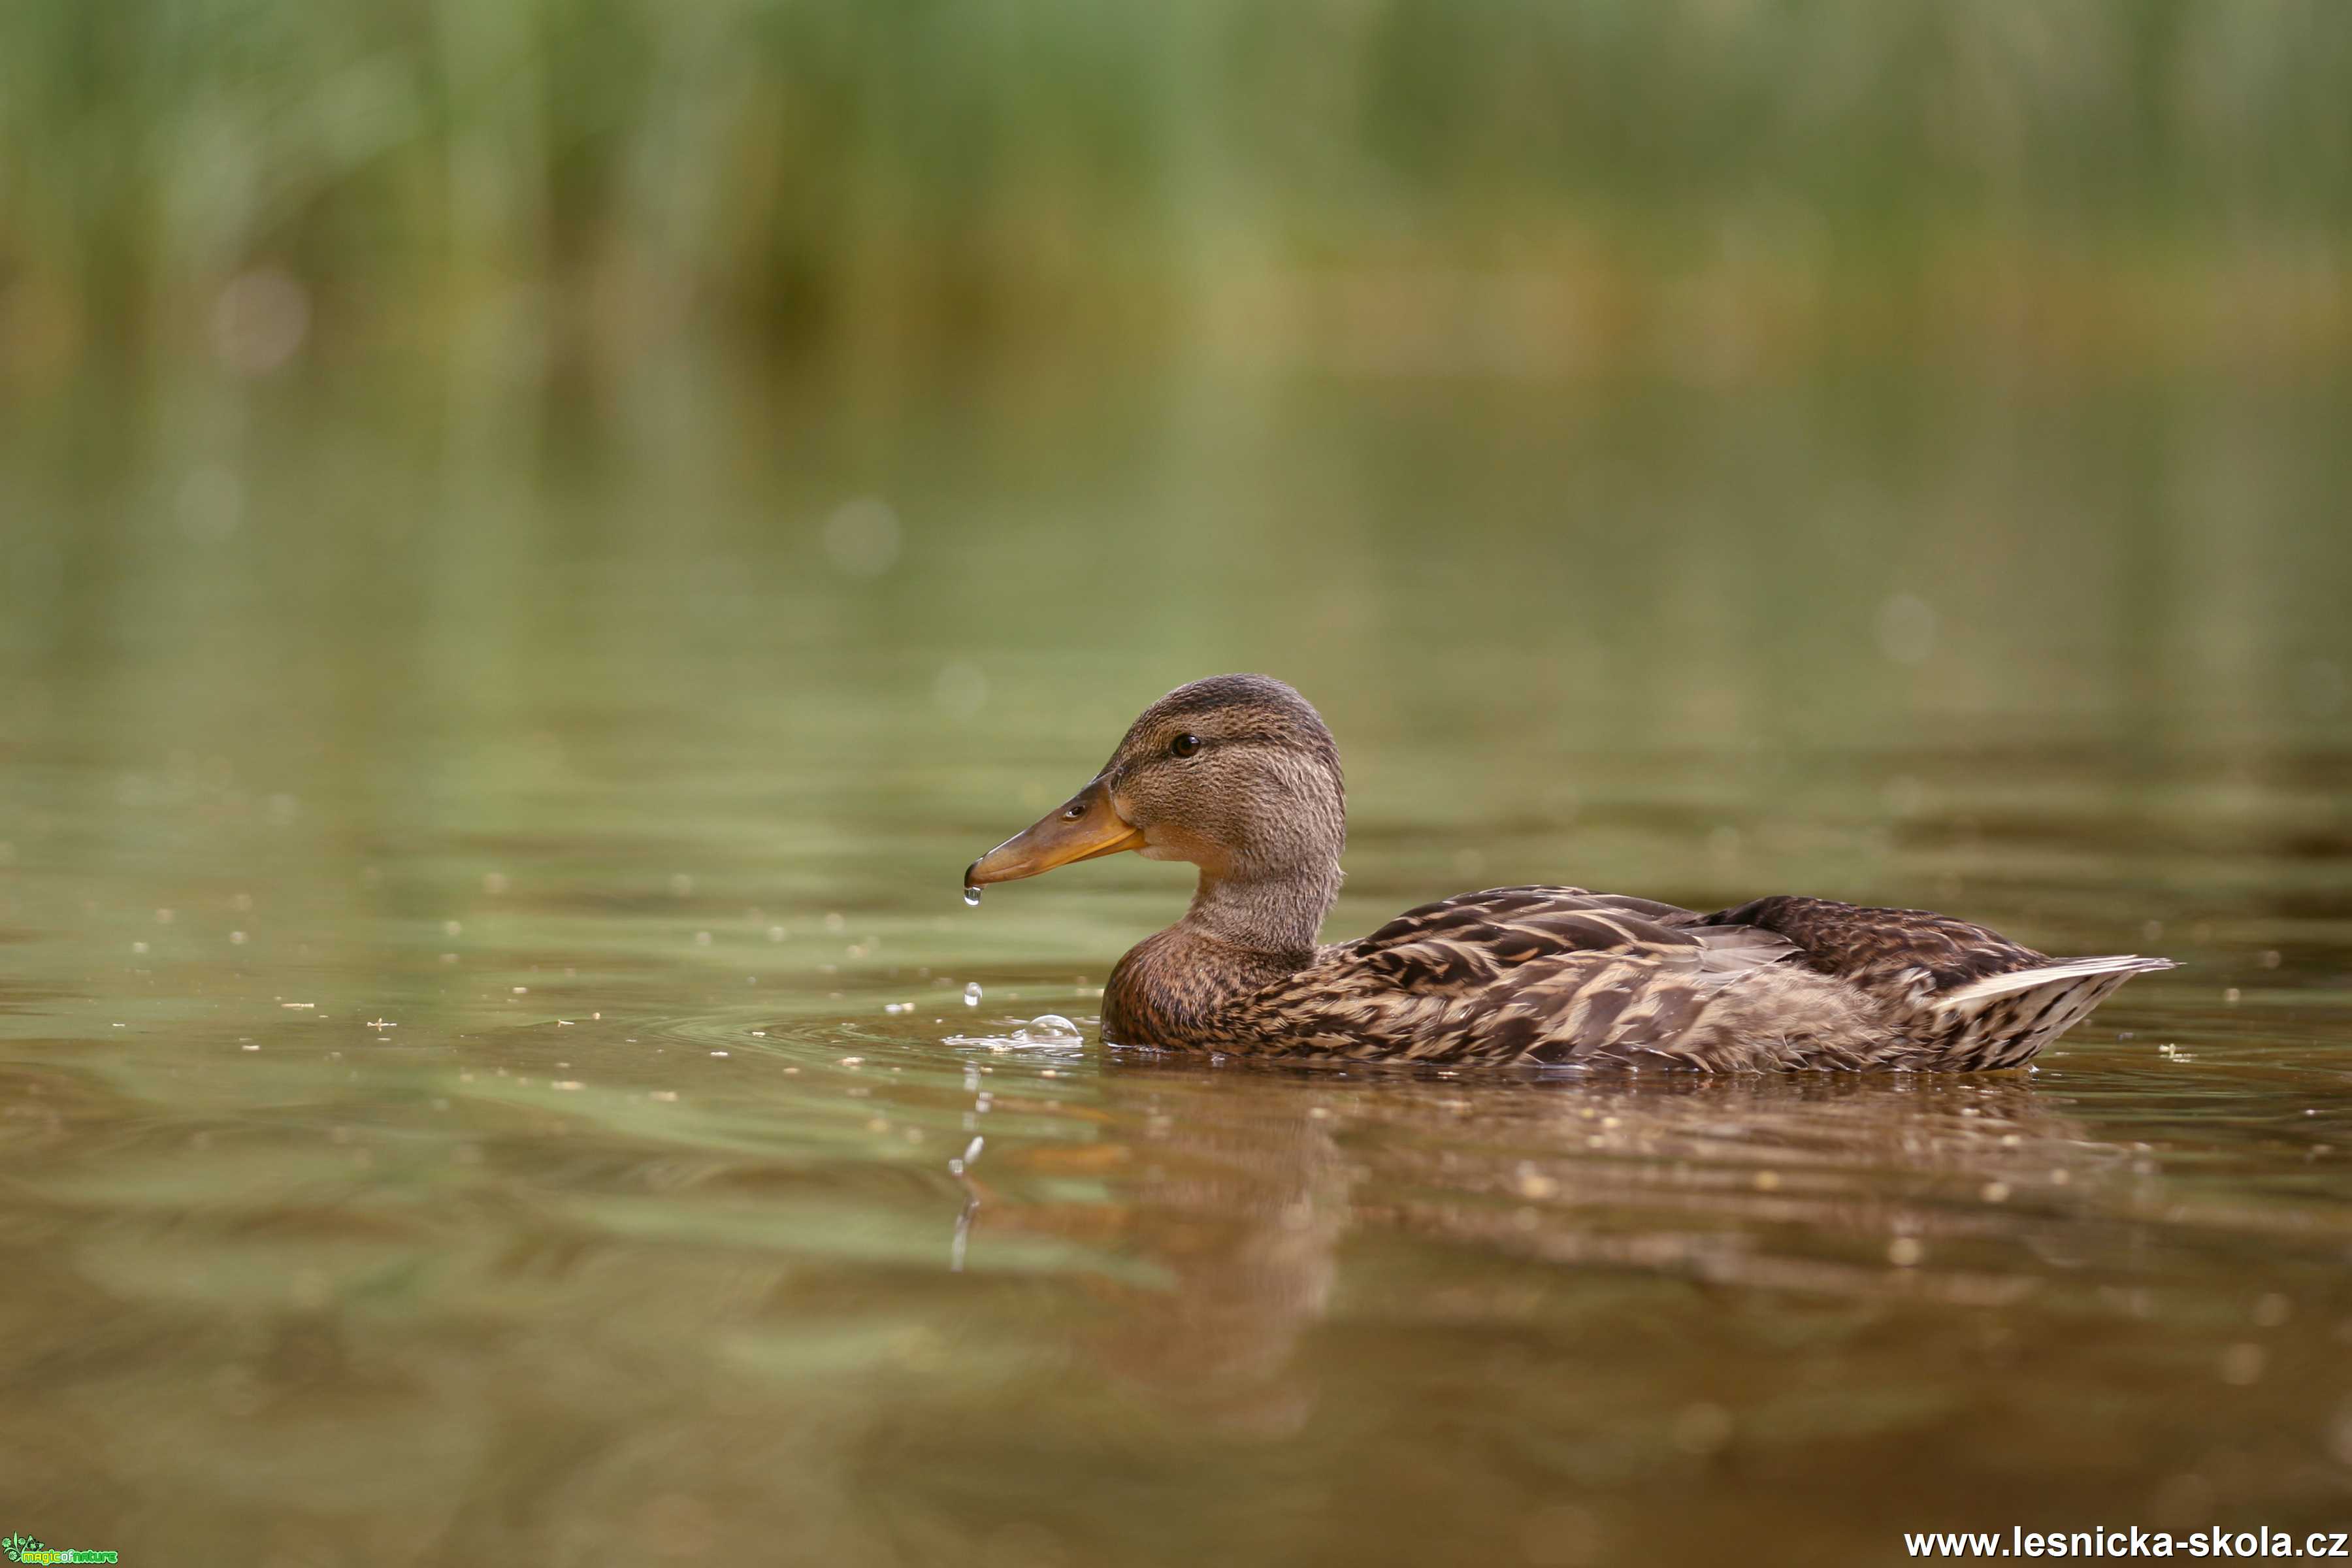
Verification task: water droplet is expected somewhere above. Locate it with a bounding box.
[963,983,983,1007]
[962,885,981,907]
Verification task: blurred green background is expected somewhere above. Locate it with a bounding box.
[7,0,2350,760]
[3,0,2347,384]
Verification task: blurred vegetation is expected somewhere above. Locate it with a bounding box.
[2,0,2348,387]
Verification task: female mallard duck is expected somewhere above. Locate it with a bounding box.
[963,675,2172,1071]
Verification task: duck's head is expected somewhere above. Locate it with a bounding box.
[965,674,1346,897]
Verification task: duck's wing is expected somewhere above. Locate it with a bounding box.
[1345,885,1790,980]
[1693,894,2047,996]
[1694,894,2174,1068]
[1221,886,1837,1066]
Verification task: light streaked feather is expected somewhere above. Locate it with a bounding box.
[1937,955,2177,1008]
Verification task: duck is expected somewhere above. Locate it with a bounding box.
[962,675,2173,1071]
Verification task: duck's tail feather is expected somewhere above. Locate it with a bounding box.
[1927,955,2176,1069]
[1938,954,2177,1007]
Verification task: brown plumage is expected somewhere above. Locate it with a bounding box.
[964,675,2172,1071]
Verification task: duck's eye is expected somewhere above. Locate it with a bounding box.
[1169,733,1202,759]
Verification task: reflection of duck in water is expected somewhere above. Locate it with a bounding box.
[967,675,2170,1070]
[951,1078,1354,1436]
[1326,1073,2127,1299]
[983,1068,2126,1426]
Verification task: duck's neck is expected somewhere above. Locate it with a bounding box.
[1103,862,1341,1047]
[1184,861,1341,963]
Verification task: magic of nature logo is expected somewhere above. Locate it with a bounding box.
[3,1535,119,1564]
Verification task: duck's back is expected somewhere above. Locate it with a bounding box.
[1185,887,2170,1070]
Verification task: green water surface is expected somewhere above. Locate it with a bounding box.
[3,366,2350,1565]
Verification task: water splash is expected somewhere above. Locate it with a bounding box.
[944,1014,1086,1054]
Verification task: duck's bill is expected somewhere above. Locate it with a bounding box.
[964,779,1146,890]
